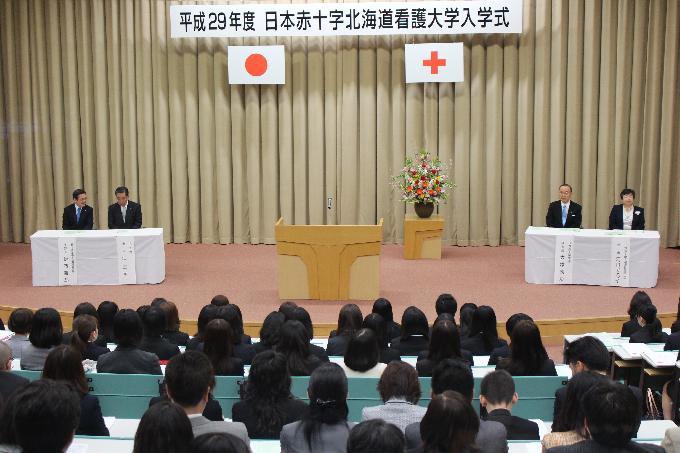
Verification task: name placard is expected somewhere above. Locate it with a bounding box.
[554,235,574,285]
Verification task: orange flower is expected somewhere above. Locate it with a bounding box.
[416,189,423,195]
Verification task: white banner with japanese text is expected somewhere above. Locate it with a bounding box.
[170,1,522,38]
[610,236,631,287]
[553,235,574,285]
[58,237,77,286]
[116,236,137,285]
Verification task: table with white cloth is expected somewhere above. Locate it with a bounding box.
[30,228,165,286]
[524,226,659,288]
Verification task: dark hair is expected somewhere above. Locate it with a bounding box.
[0,387,18,444]
[344,328,380,372]
[467,306,499,350]
[42,345,89,395]
[582,381,640,447]
[627,291,652,319]
[431,359,473,400]
[401,306,429,340]
[299,362,349,449]
[347,419,405,453]
[420,391,479,453]
[72,188,86,200]
[70,314,98,357]
[133,401,193,453]
[480,370,515,405]
[97,301,119,341]
[203,319,236,375]
[211,294,230,306]
[196,304,220,340]
[113,309,144,347]
[505,313,533,337]
[276,320,316,376]
[552,371,608,433]
[372,298,394,323]
[142,306,167,338]
[29,308,63,348]
[115,186,129,196]
[620,188,636,199]
[459,303,477,336]
[156,299,181,332]
[165,351,215,408]
[259,311,285,348]
[559,183,573,192]
[137,305,150,319]
[564,336,610,372]
[217,305,245,344]
[278,301,298,319]
[638,304,664,342]
[13,380,80,453]
[427,320,464,363]
[500,320,549,375]
[150,297,168,307]
[336,304,363,337]
[191,433,250,453]
[362,313,389,349]
[287,306,315,340]
[8,308,33,334]
[244,350,295,437]
[377,361,421,404]
[73,302,97,319]
[435,294,458,316]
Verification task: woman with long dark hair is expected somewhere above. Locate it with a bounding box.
[417,320,471,377]
[327,304,363,356]
[203,319,244,376]
[391,306,429,357]
[133,401,193,453]
[70,314,110,361]
[20,307,63,371]
[280,362,355,452]
[461,306,507,356]
[340,329,386,377]
[232,350,307,438]
[254,311,286,355]
[97,300,119,344]
[276,320,323,376]
[419,391,480,453]
[630,304,667,344]
[362,313,401,363]
[372,298,401,340]
[458,303,478,339]
[187,304,220,350]
[496,320,556,376]
[621,291,653,337]
[152,299,190,346]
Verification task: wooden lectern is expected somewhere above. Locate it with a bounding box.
[275,217,383,300]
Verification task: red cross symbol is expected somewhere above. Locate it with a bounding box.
[423,51,447,75]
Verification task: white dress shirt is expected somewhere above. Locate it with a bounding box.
[120,203,128,222]
[623,206,634,230]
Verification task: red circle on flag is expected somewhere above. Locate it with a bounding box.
[245,54,268,76]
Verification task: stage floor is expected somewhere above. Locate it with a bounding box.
[0,243,679,327]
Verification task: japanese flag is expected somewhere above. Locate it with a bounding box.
[227,45,285,85]
[405,43,464,83]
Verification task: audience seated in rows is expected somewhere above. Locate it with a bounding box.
[5,308,31,361]
[0,342,28,402]
[496,320,557,376]
[327,304,363,356]
[347,419,405,453]
[371,298,402,341]
[62,302,107,348]
[416,318,472,377]
[480,370,540,440]
[339,328,387,378]
[621,291,653,337]
[70,314,110,361]
[630,304,667,344]
[461,305,508,355]
[361,313,401,363]
[391,306,430,356]
[20,307,63,371]
[488,312,532,365]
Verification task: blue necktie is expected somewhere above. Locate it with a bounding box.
[76,207,81,223]
[561,205,567,226]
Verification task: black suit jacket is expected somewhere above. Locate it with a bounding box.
[546,200,582,228]
[665,332,680,351]
[621,319,642,337]
[326,334,351,356]
[139,336,181,361]
[232,398,308,439]
[553,381,644,421]
[488,344,511,366]
[150,394,224,421]
[545,439,664,452]
[461,334,508,356]
[108,200,142,229]
[96,346,162,375]
[390,336,430,357]
[484,409,539,440]
[379,347,402,364]
[77,394,110,436]
[63,204,94,230]
[609,205,645,230]
[0,371,29,401]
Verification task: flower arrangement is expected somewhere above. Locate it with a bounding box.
[392,149,454,205]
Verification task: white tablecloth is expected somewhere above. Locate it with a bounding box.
[30,229,165,286]
[525,227,659,288]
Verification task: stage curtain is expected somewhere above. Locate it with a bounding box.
[0,0,678,246]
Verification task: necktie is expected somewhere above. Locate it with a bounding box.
[561,205,567,226]
[122,206,126,223]
[76,207,81,223]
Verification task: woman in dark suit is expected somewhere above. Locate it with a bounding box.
[609,188,645,230]
[495,320,557,376]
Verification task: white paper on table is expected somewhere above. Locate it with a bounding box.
[58,237,78,286]
[103,417,116,430]
[553,235,574,284]
[66,444,88,453]
[116,236,137,284]
[610,236,631,287]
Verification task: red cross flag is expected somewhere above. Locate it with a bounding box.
[227,45,285,85]
[405,43,464,83]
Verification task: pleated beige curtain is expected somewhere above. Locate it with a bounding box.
[0,0,678,246]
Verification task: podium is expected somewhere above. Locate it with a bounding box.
[403,215,444,259]
[275,218,383,300]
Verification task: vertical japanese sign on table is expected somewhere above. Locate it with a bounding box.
[57,237,78,286]
[553,235,574,285]
[610,237,631,287]
[117,236,137,285]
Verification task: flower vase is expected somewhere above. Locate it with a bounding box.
[414,202,434,218]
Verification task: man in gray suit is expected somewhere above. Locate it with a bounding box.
[165,350,250,446]
[404,359,508,452]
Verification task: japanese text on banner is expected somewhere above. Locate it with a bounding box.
[57,237,77,286]
[611,237,631,287]
[116,236,137,285]
[553,235,574,285]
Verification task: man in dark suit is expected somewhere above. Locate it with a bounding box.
[480,370,540,440]
[0,341,29,401]
[108,186,142,229]
[62,189,94,230]
[609,188,645,230]
[546,184,582,228]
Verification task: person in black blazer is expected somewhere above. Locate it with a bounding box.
[139,307,181,361]
[62,189,94,230]
[391,307,430,357]
[108,186,142,229]
[546,184,582,228]
[480,370,540,440]
[0,342,29,401]
[608,188,645,230]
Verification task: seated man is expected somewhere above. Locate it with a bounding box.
[0,341,29,401]
[480,370,539,440]
[62,188,94,230]
[165,351,250,446]
[546,381,663,452]
[404,359,508,452]
[108,186,142,229]
[546,184,582,228]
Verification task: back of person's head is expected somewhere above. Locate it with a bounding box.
[582,381,641,448]
[428,320,463,362]
[203,319,235,369]
[0,341,12,370]
[97,300,118,337]
[337,303,363,337]
[468,305,499,349]
[150,297,167,308]
[136,305,150,320]
[344,328,380,372]
[638,303,663,341]
[13,379,80,453]
[401,306,429,339]
[259,311,285,347]
[142,306,167,338]
[506,320,548,374]
[552,371,609,433]
[347,419,405,453]
[196,304,220,339]
[638,303,658,325]
[29,307,63,348]
[113,309,143,347]
[627,291,652,319]
[435,293,458,317]
[420,390,479,453]
[8,307,33,335]
[372,298,394,323]
[70,314,98,356]
[217,304,244,343]
[505,313,533,337]
[42,345,88,395]
[191,433,250,453]
[73,302,98,319]
[278,301,298,319]
[564,336,609,373]
[133,401,193,453]
[480,370,515,406]
[377,360,421,404]
[302,362,349,448]
[165,350,215,408]
[458,302,478,333]
[210,294,230,306]
[155,299,181,331]
[287,306,315,339]
[431,359,474,400]
[362,313,389,349]
[244,350,293,435]
[277,320,313,375]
